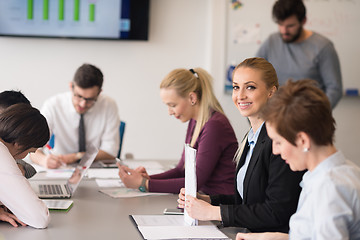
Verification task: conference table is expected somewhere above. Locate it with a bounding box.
[0,160,243,240]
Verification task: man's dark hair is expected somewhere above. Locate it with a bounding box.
[0,90,31,110]
[73,63,103,89]
[272,0,306,23]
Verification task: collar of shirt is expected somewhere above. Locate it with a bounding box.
[301,151,344,189]
[247,121,265,146]
[237,122,265,198]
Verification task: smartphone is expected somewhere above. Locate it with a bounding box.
[163,208,184,215]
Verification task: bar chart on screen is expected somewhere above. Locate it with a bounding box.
[0,0,122,38]
[25,0,100,22]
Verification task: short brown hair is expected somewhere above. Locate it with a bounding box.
[73,63,103,89]
[0,103,50,153]
[262,79,335,146]
[272,0,306,23]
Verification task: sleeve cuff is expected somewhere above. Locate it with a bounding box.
[210,195,221,206]
[220,204,234,227]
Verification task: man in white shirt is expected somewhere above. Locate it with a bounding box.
[31,64,120,168]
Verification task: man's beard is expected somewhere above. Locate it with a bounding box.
[282,26,303,43]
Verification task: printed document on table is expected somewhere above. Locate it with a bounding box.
[87,168,120,179]
[99,188,170,198]
[184,143,197,226]
[138,225,229,239]
[46,168,75,178]
[132,215,187,226]
[131,215,229,239]
[95,179,124,188]
[87,166,163,179]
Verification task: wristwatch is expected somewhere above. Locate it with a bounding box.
[139,177,147,192]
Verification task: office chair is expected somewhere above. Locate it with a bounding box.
[48,134,55,149]
[117,121,126,159]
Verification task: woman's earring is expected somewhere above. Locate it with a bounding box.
[191,102,195,106]
[303,148,309,153]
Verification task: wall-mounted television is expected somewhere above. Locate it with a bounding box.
[0,0,149,40]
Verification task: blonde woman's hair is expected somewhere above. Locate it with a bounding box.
[233,58,279,164]
[234,57,279,89]
[160,68,224,146]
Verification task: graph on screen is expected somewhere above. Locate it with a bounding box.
[0,0,149,40]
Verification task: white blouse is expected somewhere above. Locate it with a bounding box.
[0,142,50,228]
[289,151,360,239]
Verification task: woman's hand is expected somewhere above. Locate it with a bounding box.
[178,188,211,208]
[117,164,144,189]
[236,232,289,240]
[60,152,84,165]
[135,166,150,179]
[0,207,26,227]
[177,188,186,208]
[185,195,221,221]
[44,154,65,169]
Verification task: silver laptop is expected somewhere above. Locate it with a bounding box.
[31,144,98,199]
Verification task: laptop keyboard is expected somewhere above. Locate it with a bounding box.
[39,184,64,195]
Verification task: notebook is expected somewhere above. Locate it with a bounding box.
[31,144,98,199]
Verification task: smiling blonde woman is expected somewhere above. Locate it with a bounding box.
[178,58,304,233]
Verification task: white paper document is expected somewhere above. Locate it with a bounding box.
[87,168,164,179]
[99,188,170,198]
[95,179,124,188]
[132,215,187,226]
[184,144,197,226]
[131,215,229,239]
[138,225,229,239]
[122,160,164,170]
[87,168,120,179]
[45,168,75,178]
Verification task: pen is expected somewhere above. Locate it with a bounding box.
[44,144,53,154]
[44,144,66,167]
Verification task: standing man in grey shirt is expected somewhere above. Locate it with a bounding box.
[256,0,342,108]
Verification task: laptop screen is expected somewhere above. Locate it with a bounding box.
[67,144,98,194]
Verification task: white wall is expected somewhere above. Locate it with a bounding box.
[0,0,358,165]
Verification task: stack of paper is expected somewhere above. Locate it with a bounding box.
[131,215,230,240]
[99,188,170,198]
[46,168,75,178]
[95,179,124,188]
[87,168,120,179]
